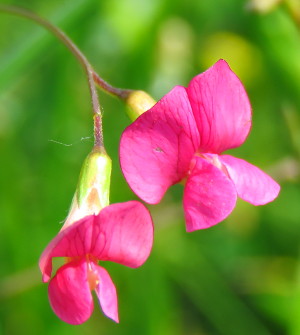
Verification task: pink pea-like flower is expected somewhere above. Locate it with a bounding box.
[120,60,280,232]
[39,201,153,325]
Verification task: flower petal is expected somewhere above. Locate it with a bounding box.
[39,201,153,282]
[94,265,119,323]
[186,59,252,153]
[39,215,94,283]
[219,155,280,205]
[93,201,153,268]
[183,156,237,231]
[48,259,93,325]
[120,85,200,204]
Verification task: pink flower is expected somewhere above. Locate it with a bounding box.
[120,60,280,232]
[39,201,153,325]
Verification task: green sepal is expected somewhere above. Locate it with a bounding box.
[76,146,112,210]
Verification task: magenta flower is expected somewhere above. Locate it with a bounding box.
[120,60,280,232]
[39,201,153,325]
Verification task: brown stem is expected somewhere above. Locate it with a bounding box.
[0,5,130,147]
[92,72,133,100]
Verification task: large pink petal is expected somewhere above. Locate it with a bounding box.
[39,201,153,282]
[219,155,280,205]
[48,259,93,325]
[120,85,200,204]
[94,265,119,323]
[93,201,153,268]
[186,59,252,154]
[183,156,237,232]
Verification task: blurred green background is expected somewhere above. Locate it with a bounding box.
[1,0,300,334]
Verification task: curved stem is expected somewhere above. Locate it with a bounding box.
[92,72,133,100]
[0,5,103,146]
[0,5,130,146]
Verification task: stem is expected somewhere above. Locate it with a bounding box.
[0,5,130,146]
[92,72,133,100]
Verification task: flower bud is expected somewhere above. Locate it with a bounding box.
[62,146,112,230]
[125,90,156,121]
